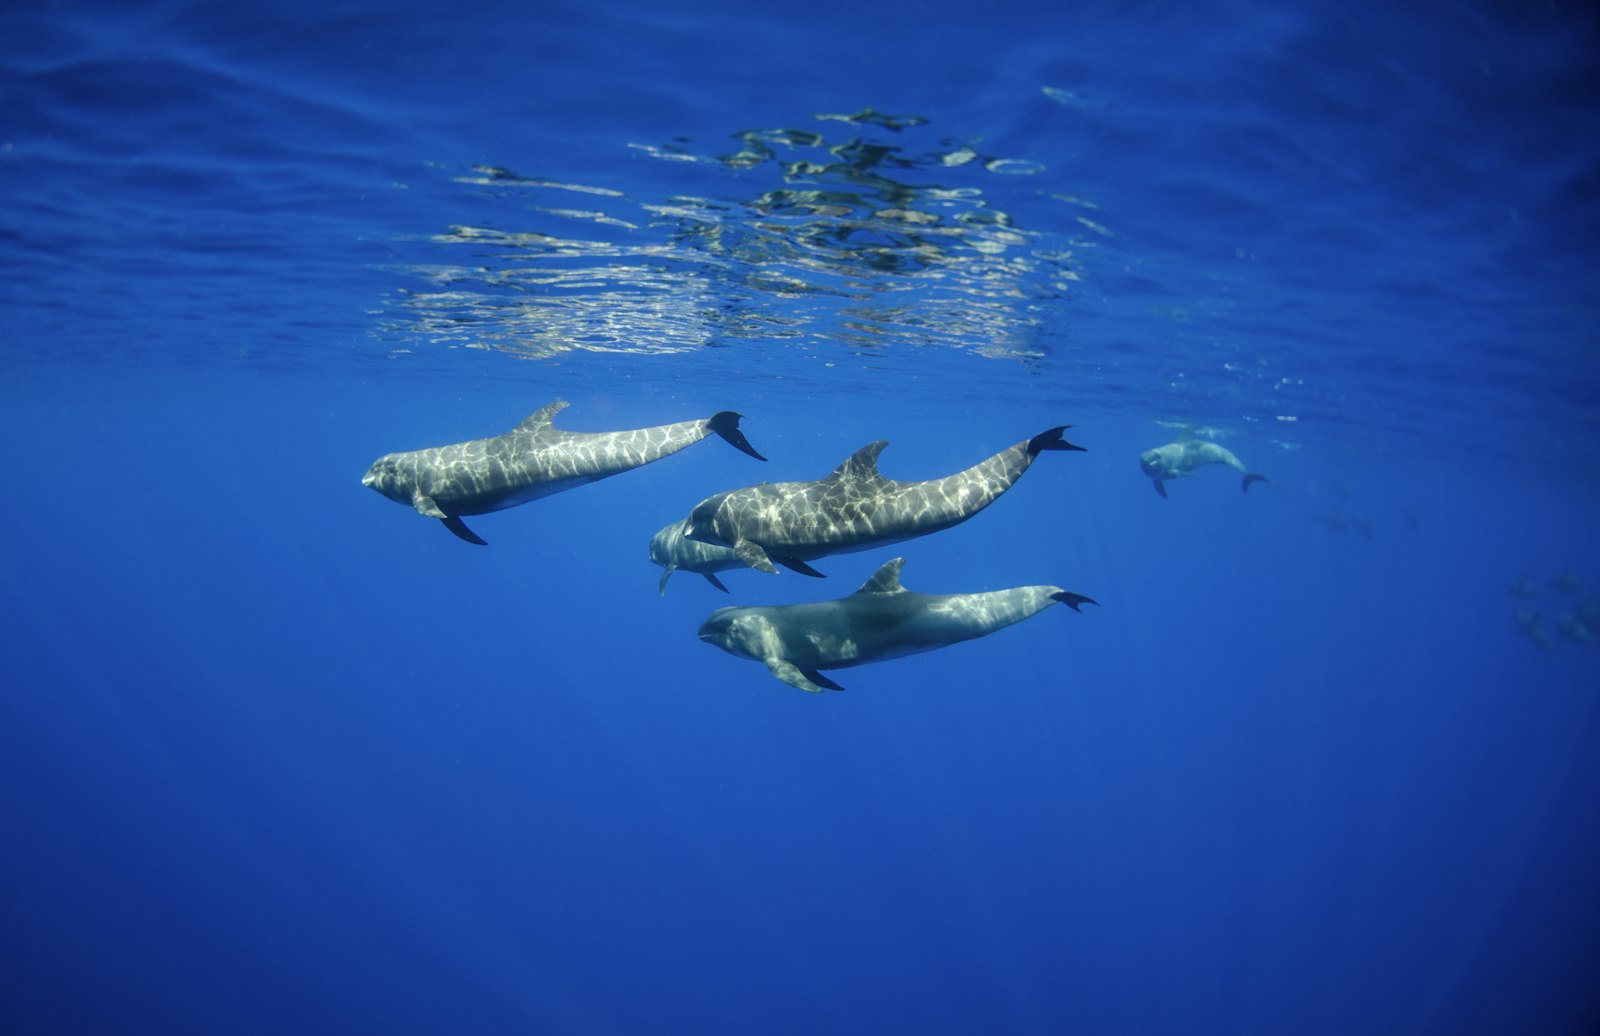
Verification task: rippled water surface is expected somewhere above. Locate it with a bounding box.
[3,2,1598,1033]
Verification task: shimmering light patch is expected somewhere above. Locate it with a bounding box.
[454,166,626,196]
[381,110,1099,364]
[1042,85,1092,108]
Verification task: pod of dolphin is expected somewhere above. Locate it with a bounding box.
[364,402,1268,693]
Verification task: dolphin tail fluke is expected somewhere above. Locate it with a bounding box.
[708,412,767,461]
[1153,480,1168,499]
[1052,590,1097,612]
[442,515,488,546]
[1243,473,1269,493]
[704,573,731,593]
[1026,426,1086,456]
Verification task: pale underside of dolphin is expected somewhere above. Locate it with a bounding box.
[363,401,765,545]
[697,557,1096,693]
[649,521,743,595]
[1139,439,1267,498]
[681,426,1083,576]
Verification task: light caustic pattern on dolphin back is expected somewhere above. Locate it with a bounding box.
[363,402,765,545]
[689,425,1082,573]
[696,557,1097,692]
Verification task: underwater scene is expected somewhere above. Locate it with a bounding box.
[2,1,1598,1032]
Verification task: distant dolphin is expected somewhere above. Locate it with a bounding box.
[649,521,746,595]
[1507,574,1539,600]
[364,401,766,545]
[1557,614,1594,647]
[1515,609,1553,652]
[697,557,1095,693]
[1139,439,1267,498]
[682,427,1083,576]
[1550,567,1584,594]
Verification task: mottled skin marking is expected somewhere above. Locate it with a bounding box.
[1139,439,1267,498]
[648,521,743,595]
[364,402,764,544]
[697,557,1095,692]
[682,427,1081,575]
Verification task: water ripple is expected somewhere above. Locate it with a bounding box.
[379,110,1092,366]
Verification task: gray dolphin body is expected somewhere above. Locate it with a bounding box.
[649,522,743,595]
[364,401,765,545]
[1139,440,1267,498]
[697,557,1095,693]
[682,427,1083,576]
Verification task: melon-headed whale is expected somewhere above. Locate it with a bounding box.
[681,427,1083,576]
[364,401,765,545]
[649,521,750,595]
[697,557,1095,693]
[1139,439,1267,498]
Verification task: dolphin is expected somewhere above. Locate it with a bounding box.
[649,521,746,595]
[697,557,1095,693]
[1507,574,1540,600]
[1550,567,1584,594]
[681,427,1083,576]
[1514,609,1554,652]
[1139,439,1267,498]
[1557,614,1595,647]
[364,401,766,545]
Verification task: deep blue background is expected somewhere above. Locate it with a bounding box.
[3,2,1598,1033]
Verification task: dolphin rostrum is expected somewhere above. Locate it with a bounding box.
[697,557,1096,693]
[1139,439,1267,498]
[649,521,745,595]
[364,401,766,545]
[681,427,1083,576]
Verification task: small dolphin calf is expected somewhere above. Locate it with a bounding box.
[682,427,1083,576]
[1139,439,1267,498]
[697,557,1095,693]
[364,401,765,545]
[649,521,745,595]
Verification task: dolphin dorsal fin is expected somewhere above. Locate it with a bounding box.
[827,440,889,483]
[853,557,907,595]
[515,400,569,433]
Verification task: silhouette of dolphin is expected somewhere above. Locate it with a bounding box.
[1139,439,1267,498]
[682,427,1083,576]
[649,521,743,595]
[697,557,1095,692]
[364,402,765,545]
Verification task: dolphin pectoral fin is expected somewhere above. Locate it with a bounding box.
[441,515,488,546]
[775,556,827,578]
[766,659,825,693]
[1051,590,1097,612]
[1152,480,1168,499]
[413,492,447,518]
[1243,473,1269,492]
[708,411,767,461]
[658,565,676,595]
[1027,426,1086,455]
[703,573,731,593]
[803,668,845,691]
[734,540,780,574]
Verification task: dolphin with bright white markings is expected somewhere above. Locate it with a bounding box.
[681,427,1083,576]
[1139,439,1267,498]
[697,557,1095,693]
[364,401,765,545]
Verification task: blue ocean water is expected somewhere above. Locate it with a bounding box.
[3,0,1599,1032]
